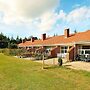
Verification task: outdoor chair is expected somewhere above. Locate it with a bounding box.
[80,55,87,61]
[86,55,90,62]
[75,54,80,61]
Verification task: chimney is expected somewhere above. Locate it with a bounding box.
[42,33,46,41]
[64,28,69,38]
[31,37,34,42]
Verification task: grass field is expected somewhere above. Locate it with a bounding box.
[0,53,90,90]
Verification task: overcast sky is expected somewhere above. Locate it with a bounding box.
[0,0,90,38]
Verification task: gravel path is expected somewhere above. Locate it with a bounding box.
[34,58,58,65]
[35,59,90,72]
[16,56,90,72]
[64,61,90,72]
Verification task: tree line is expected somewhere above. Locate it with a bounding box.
[0,33,38,49]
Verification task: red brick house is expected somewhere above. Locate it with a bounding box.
[18,29,90,61]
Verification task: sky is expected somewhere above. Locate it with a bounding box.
[0,0,90,38]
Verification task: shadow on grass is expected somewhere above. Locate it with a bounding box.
[43,65,62,69]
[64,65,72,66]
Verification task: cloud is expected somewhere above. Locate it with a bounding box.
[53,6,90,30]
[66,6,90,24]
[16,0,59,18]
[56,6,90,32]
[0,0,90,33]
[36,12,56,32]
[0,0,59,24]
[32,10,66,32]
[36,10,66,32]
[31,6,90,32]
[57,10,66,20]
[73,4,81,9]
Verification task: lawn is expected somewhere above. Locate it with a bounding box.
[0,54,90,90]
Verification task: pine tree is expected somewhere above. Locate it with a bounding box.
[74,30,77,34]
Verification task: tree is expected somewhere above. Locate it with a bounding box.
[53,33,56,37]
[74,30,77,34]
[53,33,58,37]
[8,43,18,49]
[16,36,20,44]
[7,37,10,42]
[0,32,8,48]
[34,37,38,40]
[0,32,7,41]
[10,36,17,44]
[19,38,23,43]
[23,37,27,43]
[27,36,33,41]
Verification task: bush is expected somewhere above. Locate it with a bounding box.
[1,49,25,56]
[8,43,18,49]
[0,49,4,53]
[34,53,49,60]
[35,54,43,60]
[58,58,63,66]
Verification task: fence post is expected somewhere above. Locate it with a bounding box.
[42,54,44,69]
[53,58,55,65]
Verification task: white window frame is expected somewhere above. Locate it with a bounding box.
[78,46,90,57]
[61,46,68,54]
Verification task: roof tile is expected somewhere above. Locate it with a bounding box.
[18,30,90,47]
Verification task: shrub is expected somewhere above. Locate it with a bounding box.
[58,58,63,66]
[8,43,18,49]
[35,54,43,60]
[1,49,25,56]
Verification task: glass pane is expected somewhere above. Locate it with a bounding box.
[61,50,64,53]
[85,50,90,54]
[82,46,90,49]
[79,50,82,54]
[61,47,64,49]
[65,46,68,49]
[81,50,84,54]
[65,50,67,53]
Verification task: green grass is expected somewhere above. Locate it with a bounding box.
[0,53,90,90]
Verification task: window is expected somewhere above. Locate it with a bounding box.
[85,50,90,54]
[79,50,84,54]
[78,46,90,55]
[61,46,68,54]
[81,50,84,54]
[82,46,90,49]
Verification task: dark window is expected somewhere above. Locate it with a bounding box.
[81,51,84,54]
[61,46,68,54]
[82,46,90,49]
[85,51,90,54]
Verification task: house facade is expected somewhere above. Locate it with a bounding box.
[18,29,90,61]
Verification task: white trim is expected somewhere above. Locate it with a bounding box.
[19,43,74,47]
[18,41,90,47]
[75,41,90,45]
